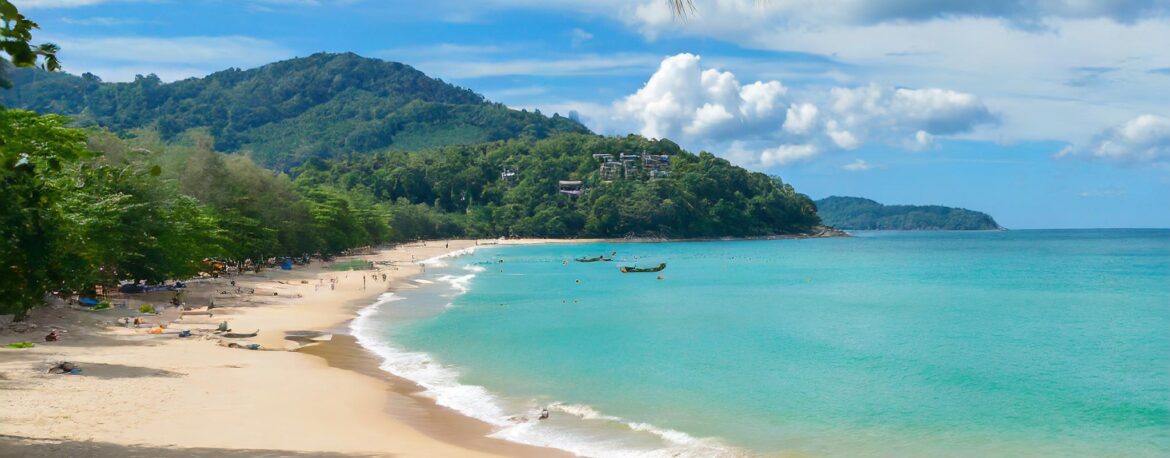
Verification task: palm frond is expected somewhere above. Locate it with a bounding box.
[667,0,695,18]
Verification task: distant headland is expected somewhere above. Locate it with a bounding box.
[816,196,1002,230]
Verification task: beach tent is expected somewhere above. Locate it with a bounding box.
[281,258,293,270]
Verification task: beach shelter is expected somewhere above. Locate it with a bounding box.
[281,258,293,270]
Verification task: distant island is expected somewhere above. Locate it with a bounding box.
[815,196,1002,230]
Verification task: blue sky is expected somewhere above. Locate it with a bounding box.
[20,0,1170,228]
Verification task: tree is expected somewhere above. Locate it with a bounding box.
[0,0,59,89]
[0,110,88,318]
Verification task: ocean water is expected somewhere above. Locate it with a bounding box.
[352,230,1170,457]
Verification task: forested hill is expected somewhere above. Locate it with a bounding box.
[0,52,589,167]
[816,196,1001,230]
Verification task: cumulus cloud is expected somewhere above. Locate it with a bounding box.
[606,53,1001,168]
[782,102,818,135]
[760,144,819,166]
[616,53,788,140]
[826,84,995,148]
[1078,114,1170,164]
[824,119,859,150]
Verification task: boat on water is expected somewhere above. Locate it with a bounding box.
[575,255,612,262]
[619,263,666,273]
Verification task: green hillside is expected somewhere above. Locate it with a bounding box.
[0,52,589,167]
[816,196,1001,230]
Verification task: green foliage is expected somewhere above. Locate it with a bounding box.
[815,196,1001,230]
[0,110,90,319]
[138,303,156,314]
[0,0,60,89]
[0,53,590,167]
[0,114,400,319]
[294,133,822,239]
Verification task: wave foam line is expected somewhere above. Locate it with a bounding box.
[420,246,477,267]
[350,298,743,457]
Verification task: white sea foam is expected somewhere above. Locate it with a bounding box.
[420,246,477,267]
[350,281,743,458]
[547,402,622,421]
[350,293,511,425]
[436,273,475,296]
[463,264,487,273]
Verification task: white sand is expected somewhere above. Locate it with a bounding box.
[0,239,585,457]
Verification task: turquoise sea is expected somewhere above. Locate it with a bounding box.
[352,230,1170,457]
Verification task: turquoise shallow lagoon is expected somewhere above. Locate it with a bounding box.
[354,230,1170,457]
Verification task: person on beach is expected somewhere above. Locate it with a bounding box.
[44,330,59,342]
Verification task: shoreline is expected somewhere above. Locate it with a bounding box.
[2,235,815,456]
[0,239,579,457]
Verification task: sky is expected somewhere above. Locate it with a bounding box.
[18,0,1170,229]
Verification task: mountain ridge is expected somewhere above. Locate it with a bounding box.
[0,52,590,167]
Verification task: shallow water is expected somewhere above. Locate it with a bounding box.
[354,230,1170,457]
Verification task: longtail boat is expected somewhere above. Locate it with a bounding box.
[575,255,612,262]
[221,330,259,339]
[619,263,666,273]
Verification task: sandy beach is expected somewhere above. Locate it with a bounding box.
[0,239,579,457]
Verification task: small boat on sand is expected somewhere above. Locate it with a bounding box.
[221,330,259,338]
[575,255,612,262]
[620,263,666,273]
[285,330,333,342]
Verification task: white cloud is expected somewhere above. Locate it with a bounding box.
[782,102,818,135]
[914,130,934,150]
[594,53,1000,169]
[1079,114,1170,164]
[826,84,995,147]
[824,119,859,150]
[615,53,789,140]
[760,143,819,166]
[536,1,1167,146]
[842,158,873,171]
[409,1,1170,146]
